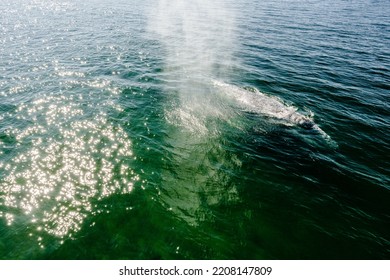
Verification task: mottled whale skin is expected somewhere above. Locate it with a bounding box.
[212,80,332,141]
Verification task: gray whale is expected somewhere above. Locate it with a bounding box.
[212,80,333,141]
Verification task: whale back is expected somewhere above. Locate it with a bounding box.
[212,80,335,145]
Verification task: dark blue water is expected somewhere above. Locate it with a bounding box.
[0,0,389,259]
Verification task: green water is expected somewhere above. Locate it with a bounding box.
[0,0,389,259]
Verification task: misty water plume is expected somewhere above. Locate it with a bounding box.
[148,0,238,134]
[147,0,242,226]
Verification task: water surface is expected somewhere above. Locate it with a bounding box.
[0,0,389,259]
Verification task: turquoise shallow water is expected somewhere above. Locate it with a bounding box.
[0,0,389,259]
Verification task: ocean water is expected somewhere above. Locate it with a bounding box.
[0,0,389,259]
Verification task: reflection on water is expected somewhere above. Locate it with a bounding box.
[0,92,136,244]
[160,127,242,227]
